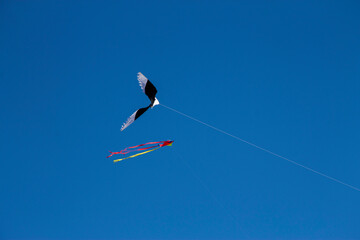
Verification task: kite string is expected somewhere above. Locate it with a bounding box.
[160,103,360,192]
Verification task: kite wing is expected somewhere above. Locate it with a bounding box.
[121,106,150,131]
[137,72,159,108]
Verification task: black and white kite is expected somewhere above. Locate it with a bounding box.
[121,72,159,131]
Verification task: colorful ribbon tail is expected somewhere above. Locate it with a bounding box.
[107,151,114,158]
[113,147,161,163]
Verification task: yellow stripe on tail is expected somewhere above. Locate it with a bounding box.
[113,147,161,163]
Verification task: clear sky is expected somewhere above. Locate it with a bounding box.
[1,1,360,239]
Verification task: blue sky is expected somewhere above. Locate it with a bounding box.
[1,1,360,239]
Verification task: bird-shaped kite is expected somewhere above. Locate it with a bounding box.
[121,72,159,131]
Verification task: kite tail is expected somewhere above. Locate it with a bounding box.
[107,151,125,158]
[108,140,174,163]
[113,147,161,163]
[107,141,172,158]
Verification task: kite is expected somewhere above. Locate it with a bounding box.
[107,140,174,163]
[121,72,160,131]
